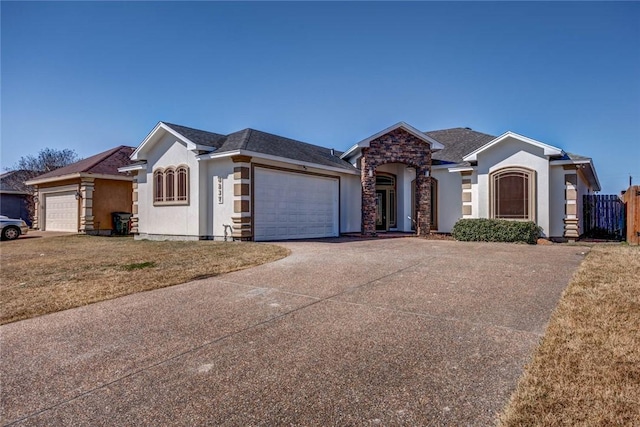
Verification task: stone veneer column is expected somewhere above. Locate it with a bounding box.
[415,167,432,236]
[461,172,473,217]
[360,156,377,236]
[563,172,579,241]
[231,155,252,240]
[79,178,95,233]
[130,178,139,234]
[360,128,433,237]
[32,187,41,230]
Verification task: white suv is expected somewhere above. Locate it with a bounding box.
[0,215,29,240]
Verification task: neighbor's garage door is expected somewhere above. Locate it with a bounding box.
[44,192,78,231]
[254,168,339,241]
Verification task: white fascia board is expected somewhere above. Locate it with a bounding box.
[26,173,82,186]
[340,122,445,160]
[549,159,590,166]
[118,163,147,173]
[463,131,563,162]
[431,164,455,170]
[339,143,361,160]
[447,165,475,173]
[198,149,360,176]
[551,159,601,191]
[131,122,215,161]
[26,172,133,186]
[131,122,163,161]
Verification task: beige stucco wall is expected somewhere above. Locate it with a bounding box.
[137,132,202,238]
[92,179,133,231]
[476,137,551,236]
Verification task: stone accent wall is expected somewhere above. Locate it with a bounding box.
[461,172,473,217]
[361,128,432,236]
[130,178,139,234]
[79,178,95,233]
[231,155,252,240]
[32,188,41,230]
[563,173,579,240]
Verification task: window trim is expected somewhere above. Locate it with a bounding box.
[489,167,536,221]
[153,165,189,206]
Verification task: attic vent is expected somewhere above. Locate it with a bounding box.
[330,148,335,156]
[465,127,472,130]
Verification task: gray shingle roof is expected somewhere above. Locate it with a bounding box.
[426,128,496,164]
[159,123,593,171]
[165,123,356,171]
[163,123,226,148]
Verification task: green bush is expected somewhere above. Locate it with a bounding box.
[451,218,541,244]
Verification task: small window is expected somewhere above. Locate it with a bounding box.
[177,167,188,201]
[153,166,189,205]
[491,168,535,221]
[154,170,164,202]
[165,169,175,201]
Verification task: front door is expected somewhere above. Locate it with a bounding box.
[376,190,387,231]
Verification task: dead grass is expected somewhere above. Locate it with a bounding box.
[0,235,289,325]
[498,244,640,426]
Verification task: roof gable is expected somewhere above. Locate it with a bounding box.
[131,122,220,161]
[463,131,562,162]
[341,122,444,160]
[27,146,135,183]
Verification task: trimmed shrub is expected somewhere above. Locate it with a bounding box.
[451,218,541,244]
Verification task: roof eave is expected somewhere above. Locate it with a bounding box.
[118,163,147,173]
[463,131,563,162]
[447,165,476,173]
[198,149,360,175]
[341,122,445,161]
[131,122,215,161]
[26,172,133,186]
[551,158,601,191]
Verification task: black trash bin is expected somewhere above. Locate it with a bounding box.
[112,212,133,235]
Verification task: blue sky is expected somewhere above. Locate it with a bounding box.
[2,1,638,194]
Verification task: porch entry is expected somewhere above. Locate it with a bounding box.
[375,173,397,231]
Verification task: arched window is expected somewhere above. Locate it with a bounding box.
[154,170,164,202]
[153,166,189,205]
[490,167,535,221]
[177,166,188,201]
[165,169,175,201]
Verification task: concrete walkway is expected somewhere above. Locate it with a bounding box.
[0,238,587,426]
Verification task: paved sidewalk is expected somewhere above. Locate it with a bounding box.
[0,238,588,426]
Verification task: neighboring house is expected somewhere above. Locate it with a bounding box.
[26,146,135,234]
[121,122,600,242]
[0,170,35,226]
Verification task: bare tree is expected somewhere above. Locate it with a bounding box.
[3,148,80,193]
[1,148,80,223]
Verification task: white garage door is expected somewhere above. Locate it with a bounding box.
[44,192,78,231]
[254,168,339,241]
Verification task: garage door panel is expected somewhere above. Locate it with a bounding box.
[44,192,78,232]
[254,168,339,241]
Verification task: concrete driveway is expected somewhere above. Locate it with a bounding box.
[0,238,587,426]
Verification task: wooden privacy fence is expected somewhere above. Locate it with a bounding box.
[583,194,626,240]
[621,185,640,245]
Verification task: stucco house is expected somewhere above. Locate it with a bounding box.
[0,170,34,226]
[26,146,135,234]
[121,121,600,241]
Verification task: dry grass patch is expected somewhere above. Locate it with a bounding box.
[0,235,289,325]
[498,244,640,426]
